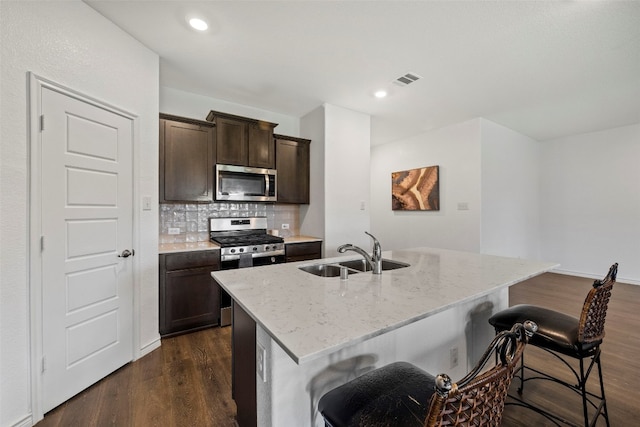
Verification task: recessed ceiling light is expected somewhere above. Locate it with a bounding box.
[374,90,388,99]
[189,18,208,31]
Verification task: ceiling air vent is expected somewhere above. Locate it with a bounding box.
[393,72,422,87]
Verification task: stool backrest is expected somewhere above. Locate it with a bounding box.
[578,262,617,344]
[424,321,536,427]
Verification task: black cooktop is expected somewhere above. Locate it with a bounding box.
[210,233,283,248]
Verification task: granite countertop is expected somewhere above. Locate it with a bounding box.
[158,235,322,254]
[158,241,220,254]
[283,235,323,243]
[211,247,558,364]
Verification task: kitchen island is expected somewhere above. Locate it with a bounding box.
[212,247,558,427]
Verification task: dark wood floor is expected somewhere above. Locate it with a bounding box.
[36,325,238,427]
[36,272,638,426]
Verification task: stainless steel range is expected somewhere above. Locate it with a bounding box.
[209,216,285,264]
[209,216,285,326]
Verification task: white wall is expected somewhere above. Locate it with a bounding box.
[160,86,300,136]
[372,116,639,284]
[371,119,482,252]
[300,104,371,256]
[540,124,640,283]
[0,2,159,426]
[323,105,371,255]
[300,107,326,251]
[481,119,540,259]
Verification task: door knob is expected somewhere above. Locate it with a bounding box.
[118,249,134,258]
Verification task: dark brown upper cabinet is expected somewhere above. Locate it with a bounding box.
[206,110,277,169]
[275,134,311,204]
[159,113,216,203]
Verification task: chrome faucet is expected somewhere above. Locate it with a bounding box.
[337,231,382,274]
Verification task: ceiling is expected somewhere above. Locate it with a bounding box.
[86,1,640,146]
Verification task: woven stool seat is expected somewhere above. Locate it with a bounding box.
[318,321,536,427]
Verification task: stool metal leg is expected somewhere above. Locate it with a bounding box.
[578,348,609,427]
[579,357,589,427]
[505,347,610,427]
[585,351,609,427]
[517,350,525,394]
[595,354,610,427]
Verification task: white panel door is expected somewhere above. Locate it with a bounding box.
[40,87,134,412]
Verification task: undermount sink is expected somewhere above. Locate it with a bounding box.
[299,259,410,277]
[338,258,410,272]
[298,264,359,277]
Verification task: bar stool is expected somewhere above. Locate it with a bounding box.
[317,321,537,427]
[488,263,617,427]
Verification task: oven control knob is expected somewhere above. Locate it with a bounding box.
[230,248,236,253]
[239,248,244,253]
[265,245,270,251]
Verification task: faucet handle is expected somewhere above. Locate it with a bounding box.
[364,231,379,244]
[364,232,381,256]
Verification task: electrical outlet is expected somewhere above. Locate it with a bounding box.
[281,223,289,230]
[257,343,267,382]
[142,196,152,211]
[168,227,180,235]
[450,347,459,369]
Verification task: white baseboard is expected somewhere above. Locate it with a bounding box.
[551,268,639,286]
[10,414,32,427]
[137,335,161,360]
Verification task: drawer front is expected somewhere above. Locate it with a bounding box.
[285,241,322,262]
[164,250,221,271]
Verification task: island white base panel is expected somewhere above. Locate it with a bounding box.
[255,287,508,427]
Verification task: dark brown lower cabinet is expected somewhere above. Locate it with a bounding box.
[285,240,322,262]
[159,250,221,337]
[232,301,257,427]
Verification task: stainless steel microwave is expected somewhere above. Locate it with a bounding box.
[215,164,277,202]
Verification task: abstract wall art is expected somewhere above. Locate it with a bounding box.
[392,165,440,211]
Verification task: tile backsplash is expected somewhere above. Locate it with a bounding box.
[159,203,300,243]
